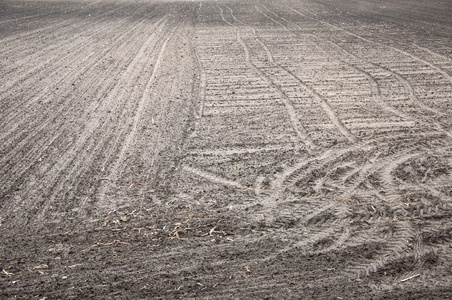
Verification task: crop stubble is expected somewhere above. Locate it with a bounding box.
[1,0,452,298]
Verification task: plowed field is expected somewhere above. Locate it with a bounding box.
[1,0,452,298]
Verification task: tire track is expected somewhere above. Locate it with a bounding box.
[241,200,351,261]
[314,33,451,139]
[182,166,244,189]
[273,23,413,122]
[262,4,438,119]
[313,39,452,137]
[94,17,172,174]
[412,43,452,62]
[2,15,174,222]
[226,6,275,64]
[0,17,169,202]
[39,41,172,219]
[217,6,314,151]
[272,131,445,197]
[289,6,452,85]
[248,5,356,143]
[52,19,176,216]
[344,221,416,279]
[340,149,423,199]
[225,4,429,204]
[228,5,356,153]
[194,45,206,119]
[188,144,298,156]
[3,1,452,299]
[265,5,451,137]
[323,41,425,119]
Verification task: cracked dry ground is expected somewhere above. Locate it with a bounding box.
[1,0,452,298]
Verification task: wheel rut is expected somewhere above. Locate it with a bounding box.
[2,0,452,298]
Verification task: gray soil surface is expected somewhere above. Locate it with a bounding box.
[1,0,452,298]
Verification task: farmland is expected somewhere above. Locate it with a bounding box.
[1,0,452,298]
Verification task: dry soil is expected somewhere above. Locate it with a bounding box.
[1,0,452,298]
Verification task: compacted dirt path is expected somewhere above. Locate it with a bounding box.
[1,0,452,298]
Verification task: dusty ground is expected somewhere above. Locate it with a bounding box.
[1,0,452,298]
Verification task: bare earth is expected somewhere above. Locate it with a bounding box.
[1,0,452,298]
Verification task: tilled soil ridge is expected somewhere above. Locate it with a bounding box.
[1,0,452,298]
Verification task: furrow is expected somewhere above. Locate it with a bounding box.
[254,5,356,143]
[182,166,244,189]
[0,17,169,194]
[290,7,452,85]
[217,6,314,151]
[97,20,178,209]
